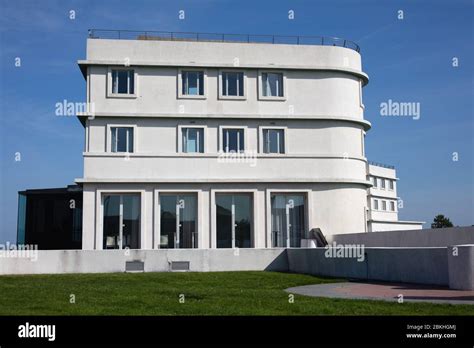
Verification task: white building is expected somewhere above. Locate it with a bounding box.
[367,163,423,232]
[76,30,422,251]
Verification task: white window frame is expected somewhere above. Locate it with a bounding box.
[259,126,287,154]
[177,125,207,154]
[219,125,248,153]
[373,199,379,210]
[388,179,395,191]
[372,176,378,188]
[390,201,396,212]
[382,200,387,211]
[380,178,386,190]
[178,68,207,99]
[258,70,287,101]
[107,67,137,98]
[218,70,247,100]
[106,124,137,153]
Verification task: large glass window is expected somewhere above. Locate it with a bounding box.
[263,129,285,154]
[182,71,204,96]
[182,128,204,153]
[262,72,283,97]
[160,194,197,249]
[112,69,134,94]
[222,128,245,153]
[111,127,133,153]
[216,194,252,248]
[103,194,140,249]
[222,72,244,97]
[271,194,305,247]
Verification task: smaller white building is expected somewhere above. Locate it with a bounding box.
[367,162,423,232]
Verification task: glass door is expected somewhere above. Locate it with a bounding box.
[216,194,252,248]
[271,194,306,247]
[160,194,197,249]
[103,194,140,249]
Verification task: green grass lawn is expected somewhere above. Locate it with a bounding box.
[0,271,472,315]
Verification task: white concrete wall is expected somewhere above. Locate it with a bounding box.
[0,249,288,275]
[369,221,423,232]
[84,38,366,79]
[328,226,474,247]
[87,66,366,120]
[287,247,449,286]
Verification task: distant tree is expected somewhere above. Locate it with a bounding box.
[431,214,454,228]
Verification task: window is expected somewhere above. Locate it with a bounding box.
[382,200,387,211]
[263,129,285,154]
[389,180,394,190]
[111,127,134,153]
[262,72,284,97]
[372,177,378,188]
[373,199,379,210]
[381,178,386,189]
[222,128,245,153]
[112,69,134,95]
[221,71,244,97]
[181,71,204,96]
[390,201,395,211]
[182,128,204,153]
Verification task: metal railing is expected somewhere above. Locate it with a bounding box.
[368,161,395,169]
[87,29,360,52]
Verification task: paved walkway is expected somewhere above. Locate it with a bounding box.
[286,282,474,305]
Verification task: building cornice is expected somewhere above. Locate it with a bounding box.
[77,112,372,130]
[77,59,369,86]
[75,177,371,186]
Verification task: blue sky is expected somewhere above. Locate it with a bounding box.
[0,0,472,243]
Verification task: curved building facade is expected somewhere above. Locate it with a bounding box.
[77,31,375,250]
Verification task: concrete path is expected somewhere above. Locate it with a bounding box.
[286,282,474,305]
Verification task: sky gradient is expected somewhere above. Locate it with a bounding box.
[0,0,473,243]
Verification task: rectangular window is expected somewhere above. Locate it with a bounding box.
[262,72,283,97]
[263,129,285,154]
[182,71,204,96]
[382,200,387,211]
[182,128,204,153]
[111,127,134,153]
[372,177,378,188]
[222,72,244,97]
[223,128,244,153]
[381,179,386,189]
[373,199,379,210]
[112,69,134,94]
[390,201,395,211]
[389,180,394,190]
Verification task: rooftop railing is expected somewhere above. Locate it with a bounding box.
[87,29,360,52]
[368,161,395,170]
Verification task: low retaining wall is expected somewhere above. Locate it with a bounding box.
[328,226,474,247]
[1,246,472,290]
[0,248,288,275]
[287,247,449,286]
